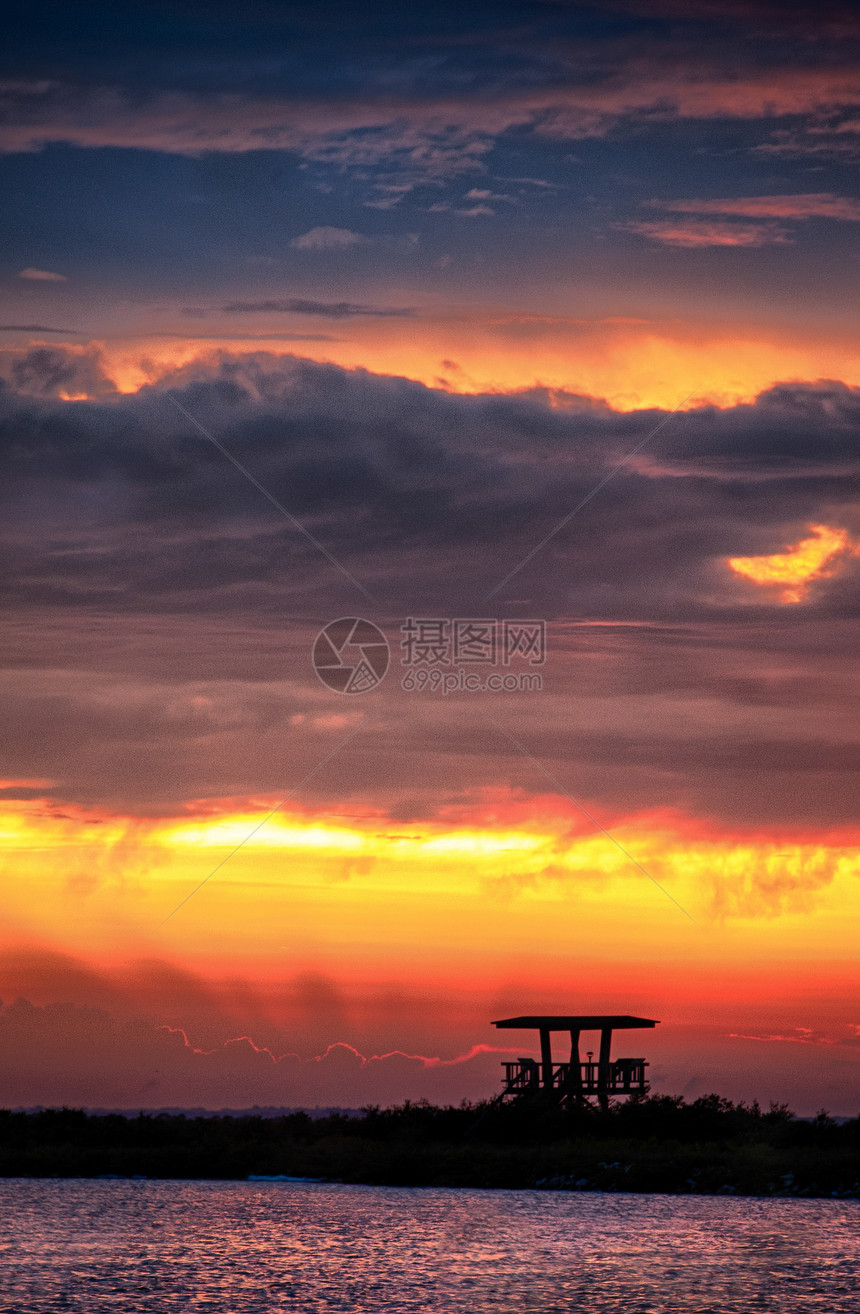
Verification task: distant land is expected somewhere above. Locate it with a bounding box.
[13,1106,365,1120]
[3,1096,859,1198]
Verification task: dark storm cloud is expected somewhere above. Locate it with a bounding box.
[0,324,79,334]
[3,352,860,824]
[218,299,415,318]
[2,351,860,617]
[156,331,339,342]
[8,346,116,397]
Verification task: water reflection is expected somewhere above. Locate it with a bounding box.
[2,1179,858,1312]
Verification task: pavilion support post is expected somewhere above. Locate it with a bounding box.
[539,1028,554,1092]
[569,1029,582,1100]
[597,1027,612,1112]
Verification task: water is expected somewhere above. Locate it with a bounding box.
[1,1179,858,1313]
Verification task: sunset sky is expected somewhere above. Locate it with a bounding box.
[2,0,860,1115]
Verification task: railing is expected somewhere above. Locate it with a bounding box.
[502,1058,648,1096]
[502,1059,541,1092]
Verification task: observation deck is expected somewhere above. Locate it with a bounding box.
[493,1014,658,1110]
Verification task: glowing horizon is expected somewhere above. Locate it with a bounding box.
[7,316,860,414]
[3,0,860,1116]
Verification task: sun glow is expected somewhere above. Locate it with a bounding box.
[728,524,853,602]
[28,312,860,413]
[4,796,860,945]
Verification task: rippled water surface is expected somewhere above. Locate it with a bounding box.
[1,1179,858,1313]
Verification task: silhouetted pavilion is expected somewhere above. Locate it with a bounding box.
[493,1014,658,1110]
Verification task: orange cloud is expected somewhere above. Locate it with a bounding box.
[15,309,860,413]
[728,523,854,602]
[18,267,67,281]
[651,192,860,221]
[624,219,790,247]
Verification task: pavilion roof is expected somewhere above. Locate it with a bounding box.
[493,1015,658,1031]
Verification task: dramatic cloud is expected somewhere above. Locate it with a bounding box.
[728,524,856,602]
[2,352,860,622]
[2,354,860,833]
[7,345,116,397]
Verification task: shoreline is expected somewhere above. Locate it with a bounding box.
[6,1173,860,1201]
